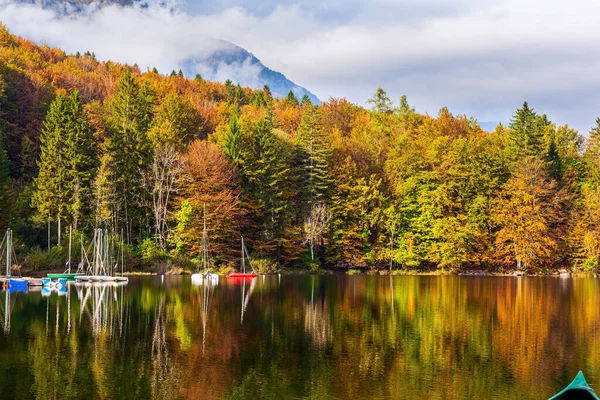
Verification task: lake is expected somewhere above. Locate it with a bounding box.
[0,275,598,399]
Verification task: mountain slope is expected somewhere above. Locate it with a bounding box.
[181,41,320,104]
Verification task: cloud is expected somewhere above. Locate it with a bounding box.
[1,0,600,132]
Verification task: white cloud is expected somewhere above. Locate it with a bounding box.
[2,0,600,131]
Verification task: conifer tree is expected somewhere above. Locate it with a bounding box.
[545,138,562,181]
[240,118,293,257]
[65,90,96,229]
[507,102,545,162]
[368,88,393,114]
[223,106,243,166]
[301,94,312,107]
[32,90,96,234]
[286,90,299,107]
[585,118,600,182]
[32,93,70,241]
[295,105,332,211]
[104,71,153,242]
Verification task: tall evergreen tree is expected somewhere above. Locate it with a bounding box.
[295,105,332,211]
[32,93,69,241]
[32,90,96,235]
[301,94,312,107]
[367,88,393,114]
[507,102,546,162]
[223,106,243,166]
[240,118,293,258]
[585,118,600,182]
[286,90,299,107]
[104,71,153,242]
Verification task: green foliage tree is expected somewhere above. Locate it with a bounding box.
[367,88,392,114]
[32,90,96,238]
[103,71,153,242]
[301,94,312,107]
[295,105,332,210]
[239,118,294,258]
[223,106,243,166]
[506,102,547,162]
[286,90,299,107]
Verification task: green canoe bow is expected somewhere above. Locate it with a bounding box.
[46,273,84,281]
[550,371,600,400]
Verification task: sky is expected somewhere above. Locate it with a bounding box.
[1,0,600,133]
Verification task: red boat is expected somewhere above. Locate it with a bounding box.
[228,272,257,278]
[227,237,258,280]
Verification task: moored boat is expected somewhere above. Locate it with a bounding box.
[227,236,258,279]
[228,272,257,278]
[47,273,84,280]
[192,204,217,284]
[550,371,600,400]
[8,278,28,288]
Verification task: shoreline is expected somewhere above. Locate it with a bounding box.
[20,268,598,278]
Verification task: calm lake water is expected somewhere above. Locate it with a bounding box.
[0,275,598,399]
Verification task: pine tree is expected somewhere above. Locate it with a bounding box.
[585,118,600,182]
[104,71,153,242]
[367,88,393,114]
[507,102,545,162]
[32,90,97,235]
[223,106,243,166]
[286,90,299,107]
[64,90,96,229]
[251,90,267,107]
[32,93,71,241]
[301,94,312,107]
[240,118,293,258]
[545,137,562,181]
[295,105,332,211]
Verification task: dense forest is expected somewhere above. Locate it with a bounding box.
[1,23,599,274]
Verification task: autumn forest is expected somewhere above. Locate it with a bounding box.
[1,24,599,274]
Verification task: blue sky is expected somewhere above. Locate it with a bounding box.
[3,0,600,133]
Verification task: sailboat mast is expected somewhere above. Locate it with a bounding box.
[203,203,207,272]
[241,236,245,274]
[121,228,124,277]
[68,225,72,273]
[5,229,11,277]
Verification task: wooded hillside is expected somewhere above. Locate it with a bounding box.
[1,23,598,273]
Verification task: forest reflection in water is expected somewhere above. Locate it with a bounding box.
[0,275,598,399]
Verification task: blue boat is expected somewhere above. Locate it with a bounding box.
[41,277,52,286]
[57,278,67,287]
[550,371,600,400]
[8,278,28,289]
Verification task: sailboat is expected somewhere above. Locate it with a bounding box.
[227,236,257,279]
[192,205,218,284]
[48,225,84,281]
[76,229,128,284]
[1,229,28,289]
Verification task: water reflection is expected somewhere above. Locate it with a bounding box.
[1,276,600,399]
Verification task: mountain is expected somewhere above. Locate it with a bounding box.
[11,0,320,103]
[181,41,320,104]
